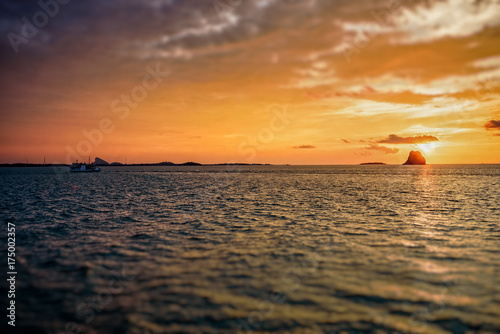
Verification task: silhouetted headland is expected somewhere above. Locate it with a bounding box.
[403,151,426,165]
[360,162,386,165]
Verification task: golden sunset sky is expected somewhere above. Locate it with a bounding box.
[1,0,499,164]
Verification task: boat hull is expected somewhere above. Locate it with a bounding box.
[69,163,101,172]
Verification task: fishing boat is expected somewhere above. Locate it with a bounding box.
[70,159,101,172]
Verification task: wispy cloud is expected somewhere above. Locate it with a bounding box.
[390,0,500,44]
[334,0,500,47]
[365,144,399,154]
[293,145,316,149]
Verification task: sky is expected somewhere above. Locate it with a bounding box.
[1,0,499,164]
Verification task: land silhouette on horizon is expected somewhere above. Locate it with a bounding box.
[0,151,479,168]
[0,157,272,167]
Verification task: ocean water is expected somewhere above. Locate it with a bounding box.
[1,165,499,334]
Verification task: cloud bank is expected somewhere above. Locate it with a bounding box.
[294,145,316,149]
[365,144,399,154]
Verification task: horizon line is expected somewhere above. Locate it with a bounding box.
[1,162,500,166]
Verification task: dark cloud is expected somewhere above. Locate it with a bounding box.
[294,145,316,149]
[485,120,500,130]
[365,144,399,154]
[341,139,349,143]
[377,134,439,144]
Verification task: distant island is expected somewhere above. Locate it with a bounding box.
[93,157,270,167]
[94,157,203,166]
[0,157,271,167]
[360,162,387,165]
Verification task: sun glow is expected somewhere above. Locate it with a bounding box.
[417,143,437,153]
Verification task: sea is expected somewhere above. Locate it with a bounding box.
[1,165,499,334]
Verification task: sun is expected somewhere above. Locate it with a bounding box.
[417,143,437,153]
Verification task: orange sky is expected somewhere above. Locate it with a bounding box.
[1,0,499,164]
